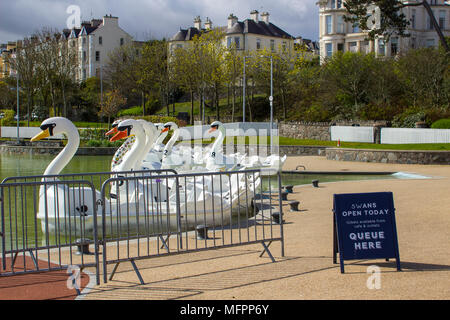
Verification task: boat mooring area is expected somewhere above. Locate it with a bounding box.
[1,155,450,300]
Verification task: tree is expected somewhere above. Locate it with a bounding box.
[344,0,449,51]
[6,36,39,125]
[99,89,127,127]
[170,44,201,124]
[320,52,376,119]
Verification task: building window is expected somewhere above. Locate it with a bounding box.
[349,42,357,52]
[337,43,344,52]
[270,39,275,51]
[326,15,332,34]
[390,38,398,56]
[82,37,86,45]
[331,0,335,8]
[82,51,86,62]
[426,39,435,48]
[411,9,416,29]
[411,37,416,49]
[96,51,100,62]
[120,38,124,46]
[337,0,342,8]
[439,10,445,30]
[378,40,385,55]
[326,43,332,57]
[256,38,261,50]
[82,69,86,79]
[234,37,240,49]
[282,41,287,52]
[99,36,103,45]
[352,22,360,33]
[337,15,345,33]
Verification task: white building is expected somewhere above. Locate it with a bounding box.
[317,0,450,62]
[169,11,295,55]
[62,15,133,81]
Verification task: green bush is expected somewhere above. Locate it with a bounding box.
[392,109,425,128]
[122,115,181,126]
[79,128,109,141]
[117,106,143,117]
[0,109,15,126]
[431,119,450,129]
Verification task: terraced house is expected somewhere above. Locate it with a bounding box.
[318,0,450,62]
[169,10,295,54]
[62,15,133,81]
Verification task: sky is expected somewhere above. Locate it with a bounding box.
[0,0,319,44]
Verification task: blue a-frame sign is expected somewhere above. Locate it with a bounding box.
[333,192,401,273]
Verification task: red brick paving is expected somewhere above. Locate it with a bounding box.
[0,256,90,300]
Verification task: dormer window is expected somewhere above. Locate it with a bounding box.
[99,36,103,45]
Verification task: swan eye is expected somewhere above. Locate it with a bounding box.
[40,123,56,136]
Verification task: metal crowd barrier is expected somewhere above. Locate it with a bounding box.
[99,168,285,284]
[1,168,285,287]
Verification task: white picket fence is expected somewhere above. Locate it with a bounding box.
[381,128,450,144]
[330,126,374,143]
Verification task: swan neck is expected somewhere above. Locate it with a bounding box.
[119,132,145,171]
[164,128,179,154]
[44,129,79,176]
[212,129,224,153]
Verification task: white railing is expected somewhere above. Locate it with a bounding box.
[381,128,450,144]
[330,126,374,143]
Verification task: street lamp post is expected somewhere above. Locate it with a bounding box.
[259,55,274,153]
[242,56,247,123]
[16,72,20,144]
[269,55,273,154]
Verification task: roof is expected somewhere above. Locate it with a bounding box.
[227,19,294,39]
[170,27,201,41]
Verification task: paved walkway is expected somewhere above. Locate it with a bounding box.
[79,156,450,300]
[0,255,90,300]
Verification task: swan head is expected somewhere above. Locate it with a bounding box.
[161,121,178,133]
[105,119,121,137]
[208,121,223,134]
[110,119,143,142]
[31,117,77,142]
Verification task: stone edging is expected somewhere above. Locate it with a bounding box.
[326,148,450,165]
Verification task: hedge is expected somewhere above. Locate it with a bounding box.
[431,119,450,129]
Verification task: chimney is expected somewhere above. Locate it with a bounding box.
[194,16,202,30]
[204,17,212,30]
[228,14,238,29]
[103,15,119,27]
[261,12,270,24]
[91,19,103,27]
[250,10,259,22]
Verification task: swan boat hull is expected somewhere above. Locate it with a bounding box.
[37,173,262,238]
